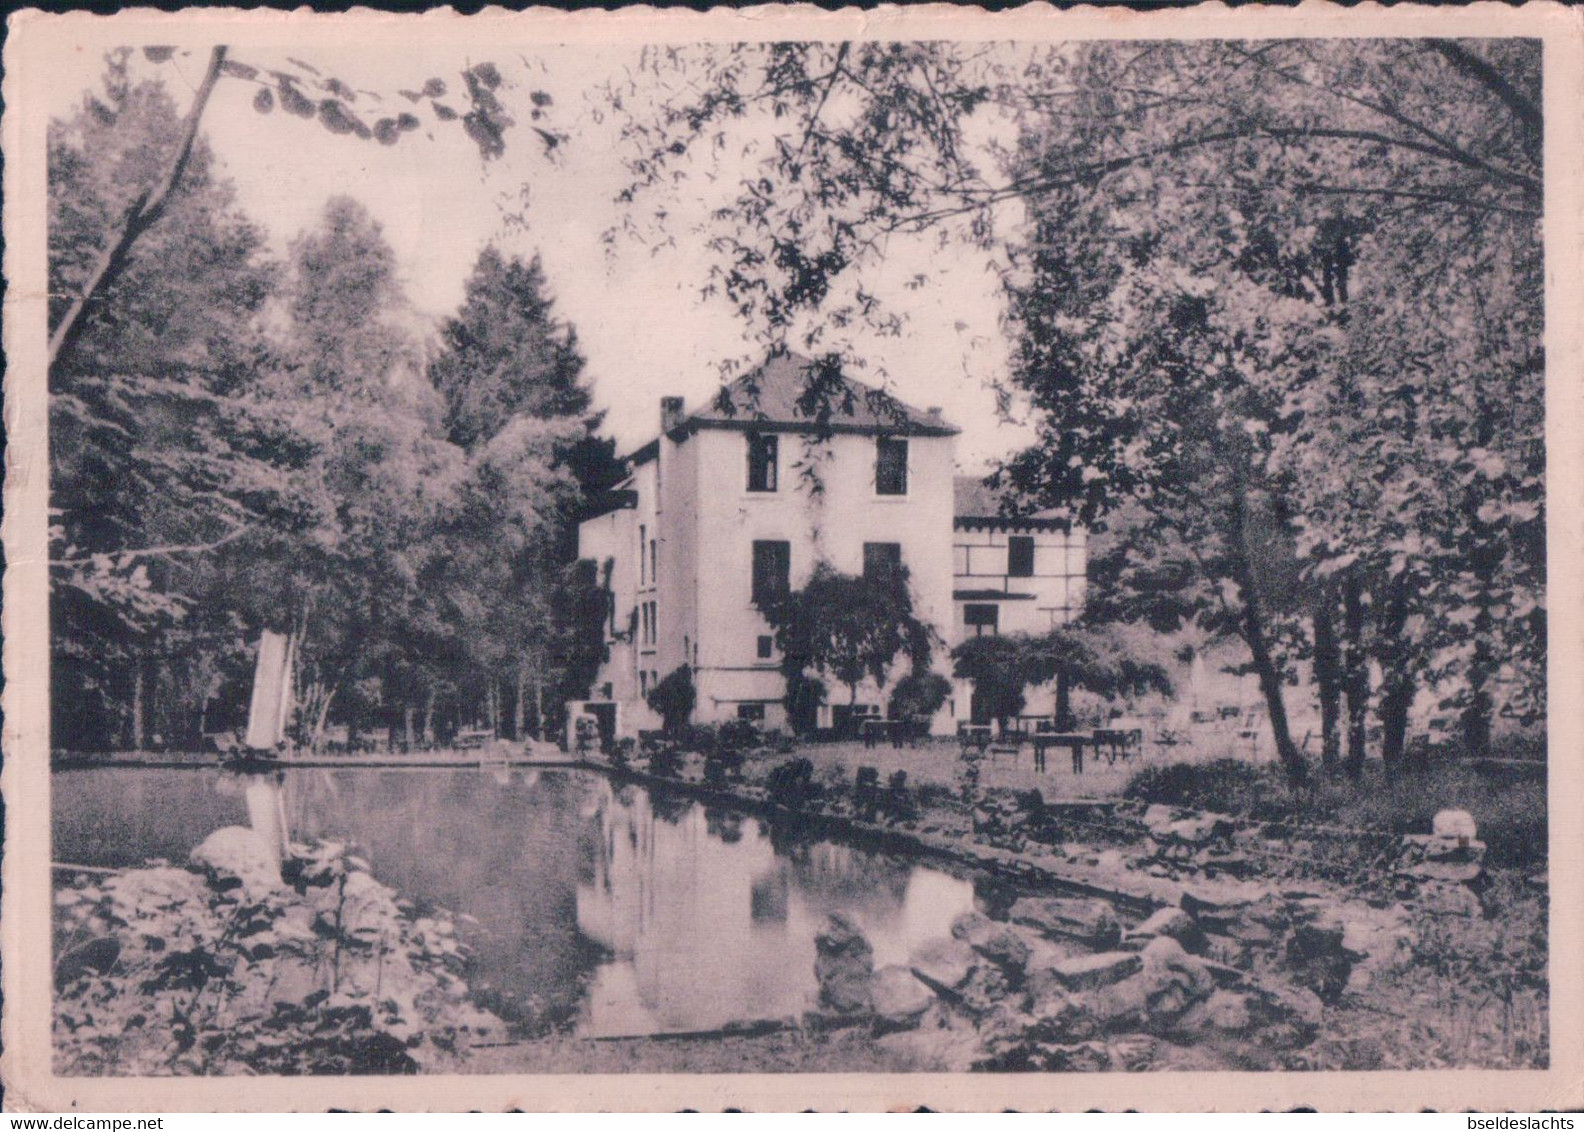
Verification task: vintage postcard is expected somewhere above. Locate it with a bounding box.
[4,1,1581,1113]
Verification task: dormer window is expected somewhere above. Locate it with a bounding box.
[747,433,779,493]
[876,437,909,496]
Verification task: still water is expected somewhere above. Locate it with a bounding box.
[53,767,976,1037]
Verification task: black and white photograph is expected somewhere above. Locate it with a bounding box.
[3,3,1579,1112]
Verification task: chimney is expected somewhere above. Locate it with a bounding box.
[660,396,685,434]
[926,406,943,422]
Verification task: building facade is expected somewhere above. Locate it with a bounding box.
[577,354,1083,735]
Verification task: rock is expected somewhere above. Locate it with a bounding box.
[1285,923,1361,1004]
[909,936,978,995]
[869,965,934,1033]
[1083,938,1214,1034]
[1124,906,1206,954]
[190,825,283,899]
[1168,814,1235,845]
[955,962,1012,1019]
[1142,804,1177,838]
[951,912,1033,974]
[1180,884,1253,924]
[1136,936,1216,1026]
[877,1024,984,1073]
[1008,896,1122,949]
[814,912,874,1014]
[1019,982,1099,1043]
[1172,988,1256,1037]
[973,997,1113,1073]
[1243,977,1325,1049]
[1046,950,1142,992]
[1203,892,1291,947]
[1407,860,1485,884]
[1432,808,1477,842]
[1417,880,1484,918]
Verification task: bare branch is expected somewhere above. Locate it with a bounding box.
[52,525,250,569]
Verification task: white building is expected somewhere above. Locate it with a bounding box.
[576,354,1084,735]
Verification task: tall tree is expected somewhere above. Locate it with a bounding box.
[431,247,593,452]
[425,245,617,739]
[48,57,294,749]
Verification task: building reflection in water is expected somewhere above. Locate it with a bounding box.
[576,783,975,1036]
[55,767,976,1041]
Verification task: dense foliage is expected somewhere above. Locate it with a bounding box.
[49,61,608,751]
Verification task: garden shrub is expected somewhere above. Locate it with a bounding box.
[1122,758,1270,811]
[766,758,820,808]
[888,672,952,721]
[646,666,696,733]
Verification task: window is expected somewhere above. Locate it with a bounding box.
[640,670,649,695]
[648,601,658,645]
[757,635,775,660]
[964,603,999,637]
[737,703,767,722]
[1008,535,1035,578]
[649,539,658,586]
[638,525,647,586]
[863,542,902,583]
[751,540,791,607]
[747,433,779,492]
[875,437,909,495]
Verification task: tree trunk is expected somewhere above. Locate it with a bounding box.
[1462,636,1494,760]
[422,688,436,746]
[516,667,529,741]
[1462,552,1499,760]
[534,674,545,741]
[129,660,146,752]
[1342,573,1370,781]
[1312,582,1343,775]
[1055,666,1074,732]
[312,686,337,754]
[404,704,415,750]
[1229,488,1308,787]
[1376,573,1415,779]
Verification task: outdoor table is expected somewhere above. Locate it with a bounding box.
[957,724,993,755]
[1092,727,1141,765]
[1031,731,1094,774]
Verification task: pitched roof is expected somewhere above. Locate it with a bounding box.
[629,353,958,463]
[953,475,1072,531]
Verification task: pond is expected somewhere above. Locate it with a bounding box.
[53,767,977,1038]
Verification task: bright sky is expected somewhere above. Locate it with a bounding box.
[51,43,1036,471]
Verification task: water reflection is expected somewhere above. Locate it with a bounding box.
[575,784,974,1036]
[54,767,975,1038]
